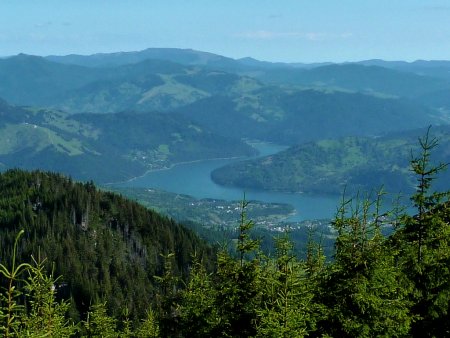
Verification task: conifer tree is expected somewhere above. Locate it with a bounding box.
[317,192,412,337]
[20,255,77,337]
[393,128,450,337]
[178,256,219,337]
[135,309,160,338]
[213,199,262,337]
[257,229,318,337]
[83,302,117,338]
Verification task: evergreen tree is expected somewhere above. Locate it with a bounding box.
[317,192,412,337]
[256,230,319,337]
[393,128,450,337]
[213,199,262,337]
[20,255,77,337]
[83,302,117,338]
[178,256,220,337]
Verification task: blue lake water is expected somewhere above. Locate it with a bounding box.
[116,142,341,221]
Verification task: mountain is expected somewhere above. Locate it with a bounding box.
[0,52,445,135]
[0,54,107,106]
[0,50,447,178]
[258,63,450,98]
[0,54,263,113]
[0,169,215,320]
[357,59,450,81]
[177,88,439,144]
[46,47,244,70]
[211,126,450,195]
[0,99,255,183]
[56,61,262,113]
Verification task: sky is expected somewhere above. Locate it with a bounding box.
[1,0,450,63]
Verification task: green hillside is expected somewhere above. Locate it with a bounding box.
[0,54,107,106]
[1,167,450,337]
[0,100,255,183]
[211,126,450,194]
[0,55,263,114]
[178,88,438,144]
[258,63,450,98]
[0,169,215,321]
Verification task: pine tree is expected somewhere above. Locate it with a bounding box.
[83,302,117,338]
[393,128,450,337]
[317,192,412,337]
[178,256,220,337]
[20,255,77,337]
[213,199,262,337]
[256,229,318,337]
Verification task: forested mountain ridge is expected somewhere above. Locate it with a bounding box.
[177,88,438,144]
[211,125,450,195]
[258,63,450,98]
[0,54,263,113]
[0,169,215,322]
[0,99,255,182]
[0,52,444,135]
[46,47,245,70]
[1,148,449,336]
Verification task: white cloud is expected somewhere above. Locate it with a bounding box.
[34,21,53,29]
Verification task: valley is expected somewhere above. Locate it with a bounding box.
[0,47,449,226]
[2,2,450,335]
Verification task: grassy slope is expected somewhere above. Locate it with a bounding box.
[0,101,255,183]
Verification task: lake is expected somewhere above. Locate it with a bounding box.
[116,142,341,221]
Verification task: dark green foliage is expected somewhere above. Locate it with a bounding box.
[317,193,413,337]
[211,202,262,338]
[178,257,220,337]
[0,128,449,337]
[83,302,117,337]
[391,129,450,337]
[256,231,321,337]
[0,169,214,323]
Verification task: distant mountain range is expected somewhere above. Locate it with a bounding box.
[0,47,449,189]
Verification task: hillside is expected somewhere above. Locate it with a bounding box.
[57,62,262,114]
[258,63,450,98]
[0,169,215,320]
[0,52,445,148]
[2,169,449,337]
[0,54,107,106]
[0,100,255,183]
[177,88,438,144]
[0,54,262,114]
[211,126,450,195]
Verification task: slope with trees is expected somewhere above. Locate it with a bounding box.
[211,125,450,195]
[0,99,255,183]
[0,169,215,325]
[0,130,449,336]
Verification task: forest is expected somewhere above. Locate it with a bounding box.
[0,130,448,337]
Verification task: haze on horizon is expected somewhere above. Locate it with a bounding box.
[1,0,450,63]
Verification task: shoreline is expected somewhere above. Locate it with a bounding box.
[103,155,247,186]
[104,140,289,186]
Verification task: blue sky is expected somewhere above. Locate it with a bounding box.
[1,0,449,62]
